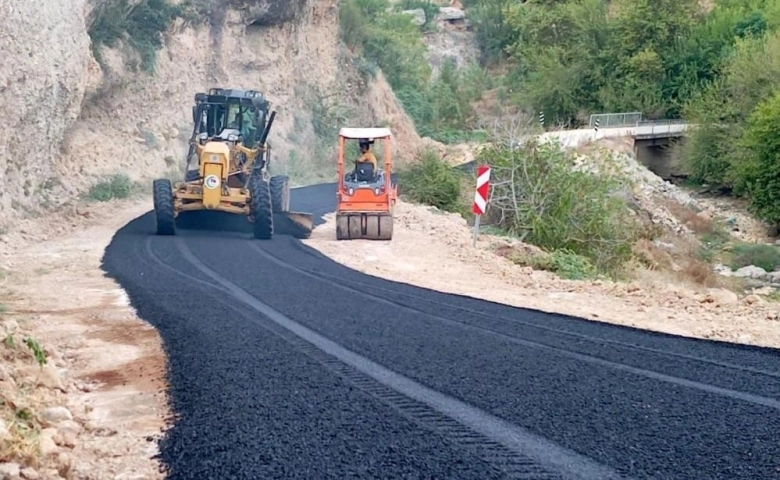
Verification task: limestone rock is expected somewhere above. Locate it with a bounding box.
[0,463,20,479]
[437,6,466,21]
[733,265,767,279]
[42,406,73,424]
[20,467,39,480]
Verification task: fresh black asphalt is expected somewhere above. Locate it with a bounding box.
[101,183,780,479]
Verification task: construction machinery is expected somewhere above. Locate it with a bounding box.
[335,127,397,240]
[151,88,313,239]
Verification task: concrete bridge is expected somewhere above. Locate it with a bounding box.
[462,113,691,180]
[536,114,691,181]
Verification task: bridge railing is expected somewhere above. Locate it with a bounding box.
[588,112,643,128]
[634,119,687,136]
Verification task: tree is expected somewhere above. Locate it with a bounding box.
[740,91,780,225]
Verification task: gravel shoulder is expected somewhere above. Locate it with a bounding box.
[0,198,168,478]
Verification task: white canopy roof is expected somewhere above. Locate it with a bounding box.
[339,127,392,139]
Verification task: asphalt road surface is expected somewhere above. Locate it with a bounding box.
[102,183,780,480]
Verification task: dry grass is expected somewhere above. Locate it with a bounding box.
[0,400,42,467]
[632,236,722,288]
[662,199,719,235]
[1,322,45,467]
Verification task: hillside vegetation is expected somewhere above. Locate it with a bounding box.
[337,0,780,281]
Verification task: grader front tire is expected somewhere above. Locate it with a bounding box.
[250,175,274,240]
[152,179,176,236]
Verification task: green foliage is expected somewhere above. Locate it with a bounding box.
[89,0,197,72]
[548,250,599,280]
[397,149,465,212]
[512,249,599,280]
[88,174,135,202]
[457,0,780,126]
[460,0,517,65]
[309,91,352,141]
[339,0,489,143]
[740,91,780,224]
[680,28,780,222]
[338,0,780,226]
[22,337,47,367]
[479,139,640,276]
[729,243,780,271]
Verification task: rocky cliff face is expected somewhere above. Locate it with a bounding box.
[0,0,423,224]
[228,0,310,25]
[0,0,93,223]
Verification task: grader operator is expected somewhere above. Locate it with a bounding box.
[152,88,313,239]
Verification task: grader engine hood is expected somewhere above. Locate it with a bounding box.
[199,142,231,209]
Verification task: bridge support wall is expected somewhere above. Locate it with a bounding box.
[633,137,687,181]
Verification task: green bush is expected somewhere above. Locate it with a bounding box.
[397,149,464,212]
[479,139,639,277]
[89,0,192,72]
[549,250,599,280]
[729,243,780,271]
[507,249,598,280]
[88,174,135,202]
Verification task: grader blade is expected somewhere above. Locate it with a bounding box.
[336,213,393,240]
[272,211,314,239]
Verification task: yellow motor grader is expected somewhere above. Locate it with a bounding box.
[152,88,313,239]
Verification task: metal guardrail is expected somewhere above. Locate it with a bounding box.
[588,112,643,128]
[635,119,685,126]
[634,119,687,137]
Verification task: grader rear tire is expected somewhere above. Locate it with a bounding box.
[250,175,274,240]
[152,179,176,236]
[270,175,290,213]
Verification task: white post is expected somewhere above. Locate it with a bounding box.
[472,214,481,247]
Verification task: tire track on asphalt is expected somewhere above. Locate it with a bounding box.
[247,242,780,411]
[163,236,632,480]
[303,267,780,377]
[283,239,780,379]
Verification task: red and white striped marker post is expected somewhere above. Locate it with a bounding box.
[472,165,491,246]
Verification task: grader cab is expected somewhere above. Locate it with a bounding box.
[335,127,397,240]
[151,88,313,239]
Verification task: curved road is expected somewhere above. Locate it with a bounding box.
[102,183,780,479]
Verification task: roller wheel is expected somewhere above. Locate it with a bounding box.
[336,214,348,240]
[249,174,273,240]
[152,179,176,236]
[270,175,290,213]
[378,214,393,240]
[348,214,363,239]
